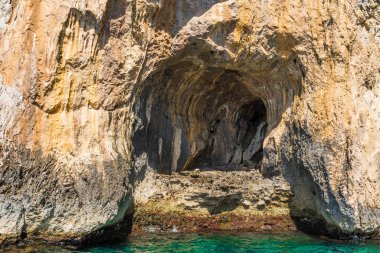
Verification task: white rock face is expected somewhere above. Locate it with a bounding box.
[0,0,11,30]
[0,0,379,245]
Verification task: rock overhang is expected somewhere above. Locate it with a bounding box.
[0,0,379,246]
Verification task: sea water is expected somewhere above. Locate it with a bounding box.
[7,232,380,253]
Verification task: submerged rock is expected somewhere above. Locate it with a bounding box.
[0,0,379,245]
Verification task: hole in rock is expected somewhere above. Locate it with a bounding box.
[132,64,272,174]
[125,47,303,235]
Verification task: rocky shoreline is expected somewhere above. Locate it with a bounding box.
[132,168,295,234]
[132,210,296,235]
[1,168,297,248]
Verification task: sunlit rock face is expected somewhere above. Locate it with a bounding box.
[0,0,379,244]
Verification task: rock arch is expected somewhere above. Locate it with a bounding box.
[131,50,303,175]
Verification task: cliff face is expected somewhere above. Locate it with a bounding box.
[0,0,379,244]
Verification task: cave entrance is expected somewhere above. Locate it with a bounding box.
[132,63,269,174]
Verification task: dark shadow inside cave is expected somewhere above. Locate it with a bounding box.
[131,63,269,174]
[187,99,267,171]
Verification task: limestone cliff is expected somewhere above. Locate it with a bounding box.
[0,0,379,245]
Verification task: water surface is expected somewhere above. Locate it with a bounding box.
[11,232,380,253]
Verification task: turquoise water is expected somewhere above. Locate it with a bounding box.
[10,232,380,252]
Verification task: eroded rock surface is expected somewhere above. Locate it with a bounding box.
[0,0,379,245]
[132,168,294,233]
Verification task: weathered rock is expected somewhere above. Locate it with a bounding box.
[0,1,10,31]
[242,200,252,208]
[0,0,379,245]
[256,200,266,210]
[132,168,294,233]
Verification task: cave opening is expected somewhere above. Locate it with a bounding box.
[132,62,272,174]
[127,46,303,236]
